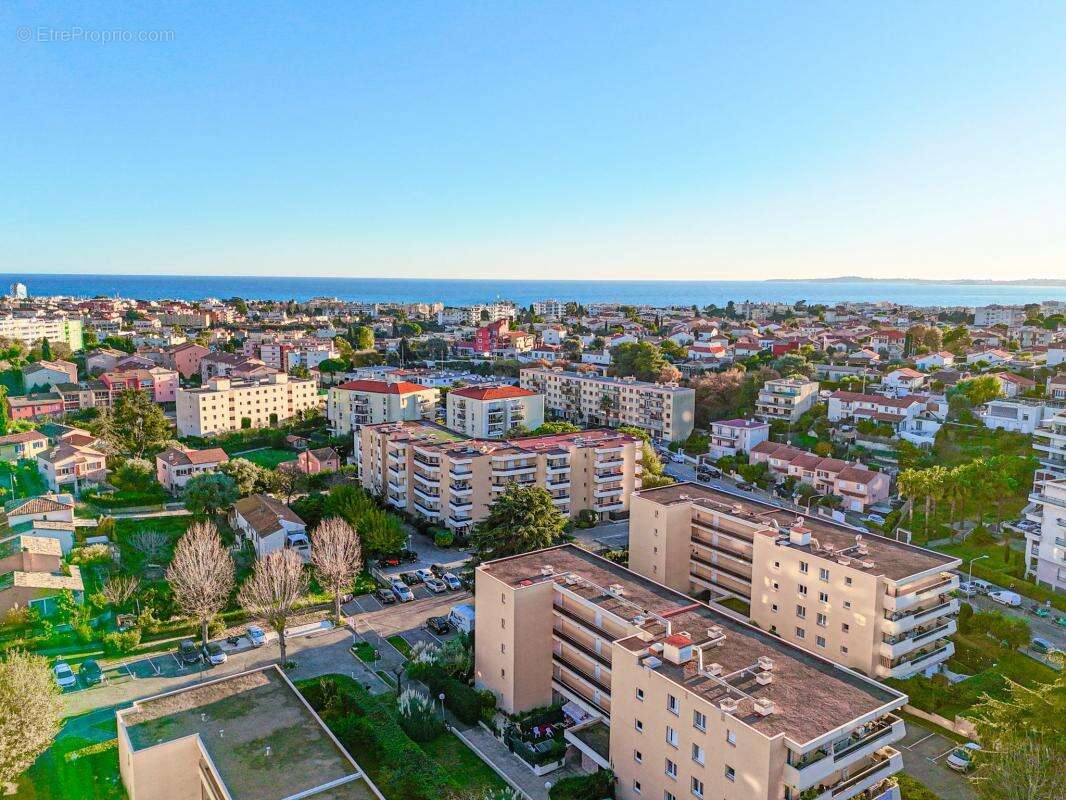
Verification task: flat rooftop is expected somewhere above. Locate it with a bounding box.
[636,482,958,581]
[119,667,378,800]
[481,544,904,745]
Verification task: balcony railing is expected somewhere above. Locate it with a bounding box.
[553,625,612,667]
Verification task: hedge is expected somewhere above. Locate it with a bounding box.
[548,769,615,800]
[423,671,482,726]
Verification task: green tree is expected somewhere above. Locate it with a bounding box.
[471,484,566,561]
[183,472,239,518]
[359,507,406,554]
[611,341,680,382]
[39,338,52,361]
[352,325,375,350]
[107,389,172,457]
[219,457,265,495]
[529,421,581,436]
[0,386,8,436]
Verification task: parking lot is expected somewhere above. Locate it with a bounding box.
[898,721,976,800]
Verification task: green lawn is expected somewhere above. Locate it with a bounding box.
[936,540,1066,612]
[716,597,751,617]
[13,733,123,800]
[238,448,297,468]
[420,729,509,795]
[387,635,412,658]
[352,641,379,662]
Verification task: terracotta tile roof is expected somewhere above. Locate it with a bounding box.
[157,446,229,467]
[0,430,49,446]
[336,379,432,395]
[232,494,305,538]
[450,385,536,401]
[4,494,74,516]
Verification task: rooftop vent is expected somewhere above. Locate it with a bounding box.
[837,557,852,566]
[642,656,662,670]
[705,662,723,676]
[719,697,739,713]
[757,656,774,671]
[753,697,775,716]
[861,560,875,569]
[789,521,811,547]
[608,584,625,596]
[540,566,554,577]
[755,672,773,686]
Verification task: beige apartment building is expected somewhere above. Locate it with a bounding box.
[756,377,820,424]
[476,544,906,800]
[628,484,961,680]
[359,421,641,533]
[446,384,544,438]
[327,379,439,435]
[520,368,696,443]
[116,665,384,800]
[175,373,318,436]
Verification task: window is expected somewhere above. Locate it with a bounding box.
[798,584,808,596]
[726,729,736,746]
[667,694,679,715]
[819,591,829,603]
[665,792,677,800]
[725,765,736,782]
[799,561,809,573]
[693,710,707,731]
[843,600,852,609]
[816,635,826,648]
[771,603,779,613]
[636,688,645,701]
[665,759,678,779]
[635,719,644,733]
[795,626,806,639]
[796,604,806,618]
[634,750,643,763]
[817,613,827,627]
[691,744,705,765]
[841,645,849,654]
[633,780,642,795]
[841,623,850,633]
[772,581,780,592]
[819,567,830,581]
[773,560,780,570]
[666,726,678,747]
[500,668,506,678]
[845,576,853,586]
[690,777,704,798]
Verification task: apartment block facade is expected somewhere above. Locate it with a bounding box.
[446,384,544,438]
[359,422,641,533]
[175,373,318,436]
[475,544,906,800]
[520,368,696,443]
[0,315,83,350]
[628,484,961,680]
[1021,478,1066,593]
[755,377,819,424]
[709,419,771,459]
[327,379,439,436]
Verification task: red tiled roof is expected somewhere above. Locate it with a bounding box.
[336,379,431,395]
[451,385,536,401]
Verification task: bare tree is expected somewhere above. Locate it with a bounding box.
[0,650,62,791]
[310,517,363,622]
[101,574,140,610]
[238,549,308,665]
[166,521,235,646]
[128,530,171,563]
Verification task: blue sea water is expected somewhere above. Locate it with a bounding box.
[2,274,1064,308]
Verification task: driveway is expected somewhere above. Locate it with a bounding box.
[569,519,629,552]
[898,720,976,800]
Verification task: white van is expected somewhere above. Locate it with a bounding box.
[448,603,475,634]
[989,590,1022,607]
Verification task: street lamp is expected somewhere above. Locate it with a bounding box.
[438,692,446,722]
[966,555,989,596]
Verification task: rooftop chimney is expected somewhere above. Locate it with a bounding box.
[662,633,693,665]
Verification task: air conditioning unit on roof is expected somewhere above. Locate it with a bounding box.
[719,697,739,713]
[753,697,774,716]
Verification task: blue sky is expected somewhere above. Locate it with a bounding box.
[2,1,1065,281]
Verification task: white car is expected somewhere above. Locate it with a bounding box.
[425,577,447,594]
[246,625,266,647]
[442,572,462,590]
[863,513,886,525]
[392,581,415,602]
[202,642,228,665]
[670,453,686,463]
[946,742,980,772]
[989,590,1022,607]
[415,568,435,583]
[53,661,77,689]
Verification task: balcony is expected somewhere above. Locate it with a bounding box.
[594,470,624,484]
[551,673,611,719]
[877,642,954,679]
[553,624,611,667]
[387,479,406,493]
[690,551,751,583]
[881,598,958,635]
[449,498,473,512]
[830,748,902,800]
[594,500,625,513]
[594,486,623,499]
[449,467,473,480]
[553,603,619,642]
[412,485,440,504]
[446,515,473,529]
[386,495,407,510]
[691,534,753,564]
[552,653,611,694]
[551,495,571,506]
[493,464,537,477]
[412,499,441,519]
[594,457,625,470]
[547,479,571,491]
[450,482,472,496]
[882,574,958,612]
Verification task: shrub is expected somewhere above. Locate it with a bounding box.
[102,629,141,656]
[396,688,445,742]
[433,528,454,548]
[548,769,615,800]
[68,544,112,565]
[73,623,95,644]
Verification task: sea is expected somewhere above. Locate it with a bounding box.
[2,274,1065,309]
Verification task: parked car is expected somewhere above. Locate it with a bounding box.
[400,549,419,563]
[697,466,722,480]
[425,577,447,594]
[202,642,227,665]
[960,579,994,596]
[735,481,755,492]
[946,743,981,772]
[377,554,401,567]
[415,568,435,583]
[400,571,421,586]
[430,563,449,577]
[442,572,462,590]
[1030,637,1059,655]
[670,452,686,463]
[374,587,397,605]
[247,625,266,647]
[990,590,1022,607]
[178,639,202,665]
[53,661,77,689]
[426,616,450,635]
[79,660,103,687]
[862,513,886,525]
[391,581,415,602]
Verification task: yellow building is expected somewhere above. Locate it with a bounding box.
[175,373,318,436]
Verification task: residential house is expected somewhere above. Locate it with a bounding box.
[0,534,83,616]
[37,442,107,492]
[167,342,211,378]
[915,351,955,371]
[708,419,770,459]
[230,494,309,559]
[22,359,78,389]
[4,493,76,529]
[7,392,65,421]
[991,372,1036,398]
[279,447,340,475]
[155,445,230,492]
[881,368,927,395]
[749,441,891,511]
[0,430,50,462]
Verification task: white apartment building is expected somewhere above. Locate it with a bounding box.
[520,368,696,443]
[973,304,1026,327]
[326,379,439,436]
[708,418,771,459]
[628,483,962,680]
[533,298,564,319]
[476,544,908,800]
[978,399,1055,435]
[1023,479,1066,593]
[755,377,819,424]
[446,384,544,438]
[0,315,83,350]
[175,373,318,436]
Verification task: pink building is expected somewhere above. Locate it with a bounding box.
[749,440,890,512]
[168,342,210,379]
[279,446,341,475]
[100,367,179,403]
[7,392,65,421]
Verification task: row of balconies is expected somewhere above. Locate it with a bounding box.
[784,716,905,792]
[880,620,957,659]
[881,597,958,634]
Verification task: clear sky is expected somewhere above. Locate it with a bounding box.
[3,1,1066,282]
